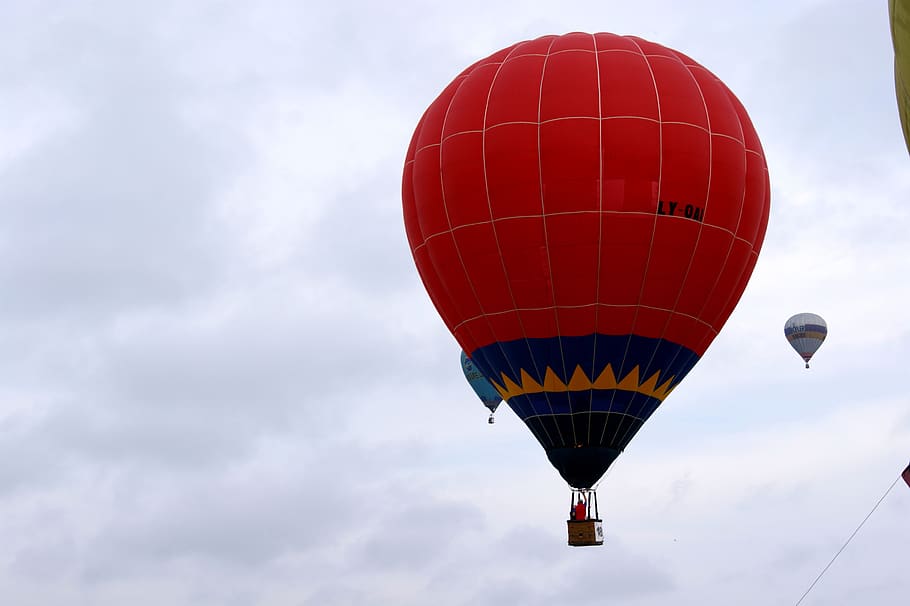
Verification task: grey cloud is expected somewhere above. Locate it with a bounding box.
[357,498,486,572]
[493,524,565,565]
[0,435,452,585]
[462,578,543,606]
[450,534,675,606]
[78,462,358,578]
[301,584,369,606]
[546,543,676,601]
[751,1,900,165]
[0,20,243,329]
[296,167,420,296]
[765,544,818,575]
[0,412,70,496]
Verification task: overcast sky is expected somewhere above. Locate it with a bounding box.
[0,1,908,604]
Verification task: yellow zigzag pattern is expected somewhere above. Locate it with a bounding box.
[489,364,677,402]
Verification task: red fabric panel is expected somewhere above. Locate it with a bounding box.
[511,35,557,56]
[598,213,653,307]
[414,78,459,150]
[705,136,747,234]
[442,63,499,137]
[546,213,599,308]
[658,123,710,207]
[675,226,735,318]
[539,50,598,121]
[700,238,752,331]
[495,217,551,309]
[754,170,771,251]
[649,56,709,129]
[484,309,525,346]
[539,119,601,213]
[718,252,759,327]
[411,147,448,238]
[632,305,672,341]
[641,217,700,311]
[601,118,661,189]
[515,308,559,342]
[594,32,643,53]
[596,305,637,336]
[484,124,541,219]
[631,37,681,59]
[694,68,744,140]
[557,305,597,338]
[598,51,659,120]
[452,222,512,314]
[411,246,457,331]
[551,32,596,53]
[664,313,711,354]
[441,132,488,227]
[486,55,545,126]
[424,234,482,323]
[738,151,770,243]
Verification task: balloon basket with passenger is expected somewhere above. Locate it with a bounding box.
[567,488,603,547]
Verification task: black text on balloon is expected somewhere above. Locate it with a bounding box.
[657,200,704,222]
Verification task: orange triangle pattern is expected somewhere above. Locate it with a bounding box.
[490,364,676,402]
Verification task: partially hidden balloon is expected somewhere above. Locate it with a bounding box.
[784,313,827,368]
[461,351,503,421]
[891,0,910,154]
[403,33,771,489]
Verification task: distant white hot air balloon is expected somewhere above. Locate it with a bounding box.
[784,313,827,368]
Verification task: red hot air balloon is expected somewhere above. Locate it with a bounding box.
[403,33,769,505]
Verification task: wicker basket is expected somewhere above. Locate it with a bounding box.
[567,519,604,546]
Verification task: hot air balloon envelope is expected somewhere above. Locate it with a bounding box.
[784,313,827,368]
[403,33,771,488]
[891,0,910,153]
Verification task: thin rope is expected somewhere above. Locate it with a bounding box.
[792,472,903,606]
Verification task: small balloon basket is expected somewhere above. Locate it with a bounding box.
[567,488,603,547]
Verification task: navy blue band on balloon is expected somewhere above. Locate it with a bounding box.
[467,333,700,488]
[469,333,698,403]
